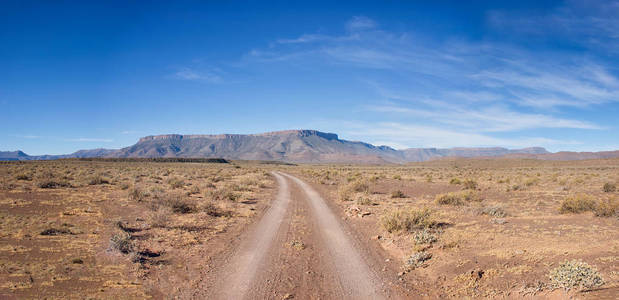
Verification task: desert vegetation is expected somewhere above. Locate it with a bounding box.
[299,158,619,298]
[0,159,274,298]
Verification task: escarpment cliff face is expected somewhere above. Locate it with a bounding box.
[6,129,613,163]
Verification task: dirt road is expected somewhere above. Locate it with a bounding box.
[209,172,394,299]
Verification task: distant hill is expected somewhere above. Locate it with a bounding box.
[1,129,617,163]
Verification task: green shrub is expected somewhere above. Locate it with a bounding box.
[549,260,604,291]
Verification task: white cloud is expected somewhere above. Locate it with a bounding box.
[171,67,221,83]
[339,121,579,150]
[346,16,377,31]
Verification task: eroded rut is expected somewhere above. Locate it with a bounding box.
[210,172,391,299]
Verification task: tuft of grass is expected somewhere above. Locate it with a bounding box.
[15,173,32,181]
[435,191,481,206]
[166,196,196,214]
[88,175,109,185]
[338,180,369,201]
[405,251,432,269]
[37,180,71,189]
[381,208,437,233]
[549,260,604,291]
[559,194,596,214]
[603,182,616,193]
[413,229,438,245]
[462,179,478,190]
[481,205,507,218]
[110,232,134,254]
[40,228,73,236]
[128,187,147,202]
[149,207,171,228]
[390,190,406,198]
[449,178,461,185]
[594,198,618,217]
[168,178,185,189]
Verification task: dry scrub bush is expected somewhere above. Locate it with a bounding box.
[435,191,481,206]
[149,207,171,228]
[88,174,109,185]
[603,182,616,193]
[110,232,134,254]
[128,187,147,202]
[449,178,461,185]
[15,173,32,181]
[462,179,478,190]
[207,188,239,202]
[391,190,406,198]
[481,205,507,218]
[168,177,185,189]
[38,179,71,189]
[549,260,604,291]
[559,194,596,214]
[413,228,438,244]
[338,180,370,201]
[381,208,437,233]
[594,198,618,217]
[406,251,432,269]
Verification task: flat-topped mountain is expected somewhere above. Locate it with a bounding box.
[3,129,616,163]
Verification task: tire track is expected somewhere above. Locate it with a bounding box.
[279,172,386,300]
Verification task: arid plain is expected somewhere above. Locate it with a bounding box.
[0,158,617,299]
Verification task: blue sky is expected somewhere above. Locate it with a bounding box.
[1,0,618,155]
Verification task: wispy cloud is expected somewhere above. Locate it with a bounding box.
[337,121,579,150]
[346,16,378,31]
[171,67,222,83]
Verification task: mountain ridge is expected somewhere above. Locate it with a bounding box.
[2,129,616,163]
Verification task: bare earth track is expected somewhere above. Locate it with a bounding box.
[210,172,396,299]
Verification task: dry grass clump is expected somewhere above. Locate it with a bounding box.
[129,187,147,202]
[435,191,481,206]
[381,208,437,233]
[37,179,72,189]
[166,195,196,214]
[594,198,618,217]
[391,190,406,198]
[462,179,478,190]
[559,194,597,214]
[413,228,438,244]
[549,260,604,291]
[338,179,369,201]
[40,227,73,236]
[15,173,32,181]
[202,202,232,217]
[207,187,239,202]
[149,207,171,228]
[168,177,185,189]
[559,194,618,217]
[405,251,432,269]
[88,174,109,185]
[110,232,134,254]
[480,205,507,218]
[603,182,616,193]
[449,178,461,185]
